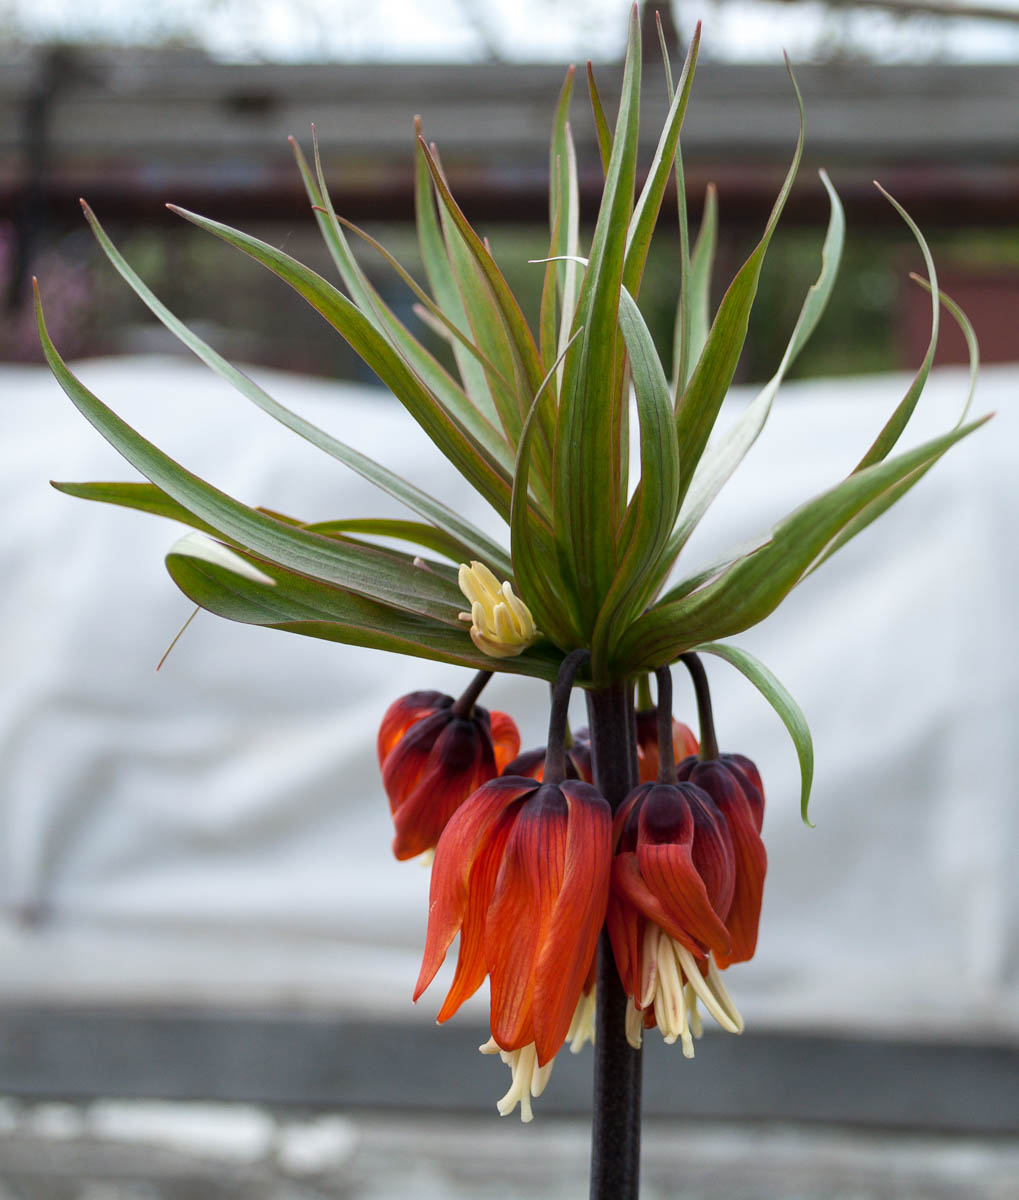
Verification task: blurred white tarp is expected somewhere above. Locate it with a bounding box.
[1,355,1016,1038]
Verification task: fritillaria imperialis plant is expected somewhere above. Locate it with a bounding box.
[37,8,985,1197]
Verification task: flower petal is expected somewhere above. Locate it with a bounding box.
[437,805,517,1020]
[612,852,714,961]
[634,835,732,960]
[489,710,522,772]
[414,777,535,1003]
[486,785,568,1054]
[689,760,767,966]
[377,690,449,764]
[532,781,611,1064]
[389,715,496,859]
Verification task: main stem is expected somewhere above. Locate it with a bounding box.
[586,682,641,1200]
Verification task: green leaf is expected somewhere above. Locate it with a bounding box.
[695,641,815,825]
[590,285,680,677]
[554,5,642,631]
[668,170,845,560]
[549,73,580,393]
[673,183,717,395]
[808,276,981,574]
[853,184,939,472]
[418,138,556,511]
[412,119,501,427]
[548,68,581,388]
[674,60,805,502]
[51,480,224,537]
[586,62,613,176]
[294,135,515,473]
[623,23,700,298]
[305,517,476,565]
[37,283,469,627]
[166,203,516,521]
[80,200,512,578]
[618,415,989,670]
[166,533,560,680]
[510,331,586,648]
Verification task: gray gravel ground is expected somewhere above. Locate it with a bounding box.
[1,1101,1017,1200]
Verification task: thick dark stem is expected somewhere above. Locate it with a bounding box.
[654,665,677,784]
[544,649,591,785]
[586,682,642,1200]
[450,669,492,718]
[679,652,719,761]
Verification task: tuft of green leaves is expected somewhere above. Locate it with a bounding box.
[43,13,987,810]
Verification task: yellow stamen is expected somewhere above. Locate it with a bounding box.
[566,988,597,1054]
[479,1038,555,1123]
[636,929,744,1052]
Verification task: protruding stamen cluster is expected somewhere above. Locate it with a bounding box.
[479,1038,554,1123]
[628,924,742,1053]
[458,561,537,658]
[566,986,597,1055]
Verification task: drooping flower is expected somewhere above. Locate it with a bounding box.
[607,779,745,1055]
[501,727,594,784]
[635,707,698,783]
[414,773,611,1120]
[377,687,520,861]
[457,561,538,658]
[676,753,766,967]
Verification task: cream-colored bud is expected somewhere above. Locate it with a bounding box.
[457,561,538,658]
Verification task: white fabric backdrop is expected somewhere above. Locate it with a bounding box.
[2,355,1016,1037]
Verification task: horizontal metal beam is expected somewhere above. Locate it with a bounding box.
[2,49,1019,228]
[2,1005,1017,1133]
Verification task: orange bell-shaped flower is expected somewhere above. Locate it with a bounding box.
[415,777,611,1063]
[377,676,520,861]
[676,753,766,967]
[634,706,698,783]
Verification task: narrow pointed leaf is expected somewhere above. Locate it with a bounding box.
[590,285,680,676]
[810,278,981,573]
[853,184,939,472]
[510,333,585,647]
[668,171,845,561]
[419,139,555,509]
[623,23,700,297]
[617,415,989,669]
[586,62,613,176]
[166,534,559,680]
[304,517,476,565]
[51,480,223,537]
[554,6,642,629]
[37,285,468,625]
[295,137,514,472]
[695,641,815,825]
[674,62,805,501]
[80,201,511,577]
[413,120,500,426]
[167,204,515,520]
[674,183,717,395]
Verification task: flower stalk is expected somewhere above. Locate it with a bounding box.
[680,652,719,762]
[587,682,641,1200]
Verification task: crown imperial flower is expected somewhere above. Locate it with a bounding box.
[635,707,698,783]
[676,753,767,967]
[457,561,538,658]
[415,775,611,1117]
[608,779,744,1054]
[377,682,520,861]
[501,729,594,784]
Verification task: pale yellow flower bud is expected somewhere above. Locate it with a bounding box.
[457,561,538,658]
